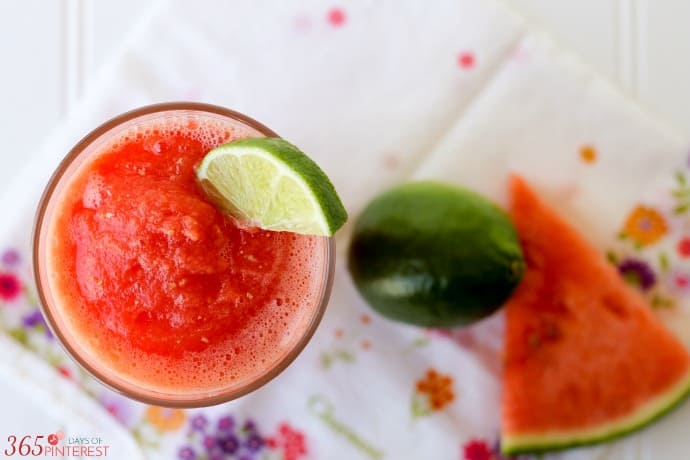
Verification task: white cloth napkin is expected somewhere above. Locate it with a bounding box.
[2,0,690,459]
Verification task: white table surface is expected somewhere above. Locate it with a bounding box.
[1,0,689,449]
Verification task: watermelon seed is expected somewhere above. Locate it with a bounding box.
[545,323,560,340]
[603,296,628,318]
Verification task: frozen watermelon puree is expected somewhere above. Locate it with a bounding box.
[46,117,326,393]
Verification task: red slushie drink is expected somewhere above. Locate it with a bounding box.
[34,104,334,406]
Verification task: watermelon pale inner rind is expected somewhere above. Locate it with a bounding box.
[502,369,690,454]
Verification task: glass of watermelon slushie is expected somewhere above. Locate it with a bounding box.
[33,103,335,407]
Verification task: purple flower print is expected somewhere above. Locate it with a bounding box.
[178,412,282,459]
[21,310,53,338]
[178,446,196,460]
[1,249,19,267]
[217,415,235,433]
[202,435,216,450]
[244,433,264,452]
[190,414,208,432]
[617,258,656,290]
[218,433,240,454]
[22,310,44,327]
[242,419,257,434]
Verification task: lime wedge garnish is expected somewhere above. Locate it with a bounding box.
[196,137,347,236]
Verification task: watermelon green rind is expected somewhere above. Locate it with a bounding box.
[502,368,690,455]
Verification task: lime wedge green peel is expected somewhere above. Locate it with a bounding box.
[196,137,347,236]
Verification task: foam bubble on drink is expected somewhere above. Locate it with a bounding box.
[105,115,242,155]
[82,174,106,209]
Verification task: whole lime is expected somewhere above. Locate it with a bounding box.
[348,181,525,327]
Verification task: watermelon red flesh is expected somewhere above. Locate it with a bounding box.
[501,175,690,454]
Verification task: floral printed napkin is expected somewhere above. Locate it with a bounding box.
[2,0,690,459]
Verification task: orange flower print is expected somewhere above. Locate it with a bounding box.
[579,145,597,164]
[621,205,668,247]
[412,368,455,417]
[145,406,186,432]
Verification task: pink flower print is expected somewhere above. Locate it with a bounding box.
[674,272,690,291]
[56,365,72,380]
[462,439,492,460]
[678,237,690,258]
[457,51,476,69]
[267,422,307,460]
[0,272,21,302]
[99,393,136,427]
[327,7,346,27]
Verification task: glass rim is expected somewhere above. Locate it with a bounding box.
[32,102,335,408]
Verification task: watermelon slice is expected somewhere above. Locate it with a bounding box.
[501,176,690,455]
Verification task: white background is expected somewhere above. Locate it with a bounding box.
[1,0,689,199]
